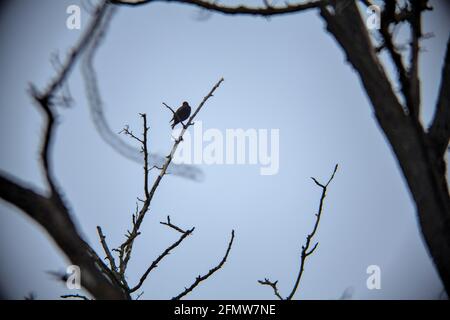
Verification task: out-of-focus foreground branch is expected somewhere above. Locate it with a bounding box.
[0,0,129,299]
[81,1,204,181]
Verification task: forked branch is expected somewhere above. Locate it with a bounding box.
[259,164,338,300]
[172,230,235,300]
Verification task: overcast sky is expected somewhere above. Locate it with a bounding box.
[0,0,449,299]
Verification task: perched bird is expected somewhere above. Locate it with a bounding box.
[170,101,191,129]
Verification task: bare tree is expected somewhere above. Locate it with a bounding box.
[110,0,450,294]
[0,1,233,299]
[1,0,447,299]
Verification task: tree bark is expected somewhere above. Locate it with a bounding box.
[319,2,450,292]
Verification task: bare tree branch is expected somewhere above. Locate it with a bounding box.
[40,0,110,99]
[0,0,132,300]
[160,215,188,234]
[257,278,283,300]
[129,227,195,293]
[0,173,128,299]
[110,0,323,16]
[111,78,225,293]
[172,230,235,300]
[319,1,450,293]
[408,0,425,119]
[96,226,120,280]
[428,34,450,157]
[259,164,338,300]
[61,294,90,300]
[81,2,204,181]
[163,102,188,128]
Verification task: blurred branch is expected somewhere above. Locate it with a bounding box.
[257,279,283,300]
[377,1,430,119]
[40,0,110,99]
[110,0,322,16]
[80,3,204,181]
[163,102,188,128]
[61,294,90,300]
[0,0,130,300]
[172,230,235,300]
[259,164,338,300]
[428,34,450,157]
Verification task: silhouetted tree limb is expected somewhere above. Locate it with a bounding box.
[0,0,130,299]
[318,1,450,293]
[61,294,90,300]
[172,230,235,300]
[110,0,322,16]
[112,79,224,281]
[259,165,338,299]
[428,37,450,157]
[111,0,450,294]
[160,215,188,234]
[93,79,234,299]
[81,2,204,181]
[129,227,195,293]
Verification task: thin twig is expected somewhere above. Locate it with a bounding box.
[116,79,224,274]
[172,229,235,300]
[41,1,110,97]
[110,0,322,16]
[96,226,119,276]
[160,215,187,234]
[114,79,224,284]
[259,164,338,300]
[129,227,195,293]
[61,294,90,300]
[257,278,283,300]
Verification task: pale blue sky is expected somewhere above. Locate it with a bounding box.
[0,0,449,299]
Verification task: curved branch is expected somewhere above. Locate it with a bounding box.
[319,1,450,293]
[285,164,337,300]
[110,0,322,16]
[0,0,130,300]
[172,230,235,300]
[81,1,204,181]
[258,164,338,300]
[0,174,128,299]
[129,227,195,293]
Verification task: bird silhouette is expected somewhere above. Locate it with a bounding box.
[170,101,191,129]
